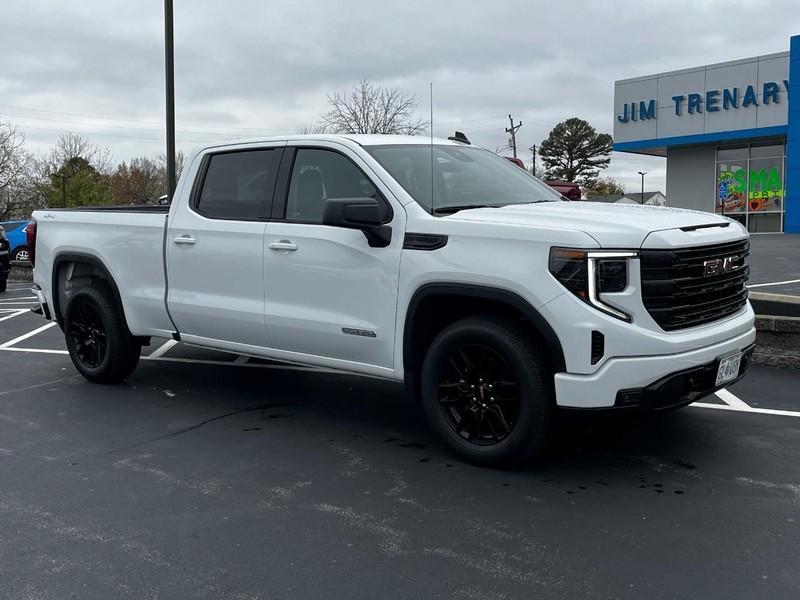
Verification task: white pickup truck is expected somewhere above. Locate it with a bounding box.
[29,134,755,466]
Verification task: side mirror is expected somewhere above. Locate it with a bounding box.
[322,197,392,247]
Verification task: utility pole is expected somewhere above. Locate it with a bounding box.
[529,145,536,176]
[637,171,647,204]
[164,0,177,200]
[505,114,523,159]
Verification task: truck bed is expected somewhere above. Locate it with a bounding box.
[31,207,174,337]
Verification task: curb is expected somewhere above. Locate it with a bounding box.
[753,314,800,370]
[9,260,33,282]
[749,291,800,318]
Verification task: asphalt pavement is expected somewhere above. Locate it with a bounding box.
[1,281,800,599]
[748,234,800,296]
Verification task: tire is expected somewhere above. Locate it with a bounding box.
[12,247,29,262]
[420,316,553,468]
[64,284,141,384]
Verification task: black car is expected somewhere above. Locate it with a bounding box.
[0,226,10,293]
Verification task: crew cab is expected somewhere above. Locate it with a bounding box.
[29,135,755,466]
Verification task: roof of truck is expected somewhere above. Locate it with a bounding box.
[200,134,464,151]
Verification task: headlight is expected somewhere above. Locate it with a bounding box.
[549,247,637,321]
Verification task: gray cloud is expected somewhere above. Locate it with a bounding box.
[0,0,796,193]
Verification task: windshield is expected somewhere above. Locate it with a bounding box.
[366,144,562,214]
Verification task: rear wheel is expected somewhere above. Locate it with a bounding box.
[420,316,553,468]
[12,247,29,262]
[64,285,140,383]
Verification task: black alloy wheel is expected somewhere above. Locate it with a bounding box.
[64,284,141,384]
[68,300,108,369]
[437,343,521,446]
[420,315,553,467]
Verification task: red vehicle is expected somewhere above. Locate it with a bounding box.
[544,179,581,200]
[501,157,581,201]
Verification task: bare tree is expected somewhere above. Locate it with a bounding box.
[0,121,39,220]
[321,80,428,135]
[296,122,330,135]
[38,132,113,176]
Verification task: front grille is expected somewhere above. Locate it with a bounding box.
[640,239,749,331]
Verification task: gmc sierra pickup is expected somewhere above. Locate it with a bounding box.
[29,134,755,466]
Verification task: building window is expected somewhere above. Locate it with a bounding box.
[715,141,785,233]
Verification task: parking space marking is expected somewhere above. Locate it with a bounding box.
[147,339,178,359]
[1,347,67,355]
[714,388,752,410]
[0,296,37,302]
[692,401,800,418]
[0,310,29,323]
[690,388,800,419]
[0,322,57,349]
[748,278,800,289]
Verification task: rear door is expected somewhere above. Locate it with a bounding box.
[263,143,404,371]
[167,145,283,347]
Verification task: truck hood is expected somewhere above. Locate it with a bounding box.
[446,201,739,248]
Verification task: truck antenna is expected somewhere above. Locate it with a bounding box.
[430,82,435,215]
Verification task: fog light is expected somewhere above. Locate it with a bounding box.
[615,389,643,407]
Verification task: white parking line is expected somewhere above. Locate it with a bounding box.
[690,388,800,419]
[0,347,67,355]
[714,388,752,410]
[0,310,28,323]
[747,278,800,289]
[0,296,37,302]
[0,322,57,349]
[146,339,178,359]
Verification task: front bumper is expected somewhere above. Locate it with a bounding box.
[554,327,757,409]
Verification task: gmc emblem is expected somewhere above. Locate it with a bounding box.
[703,256,738,277]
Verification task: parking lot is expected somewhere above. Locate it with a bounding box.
[1,280,800,599]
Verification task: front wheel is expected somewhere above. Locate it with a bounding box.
[64,285,140,383]
[420,316,553,468]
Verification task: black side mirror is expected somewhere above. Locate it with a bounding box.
[322,197,392,247]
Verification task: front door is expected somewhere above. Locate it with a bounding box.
[167,145,283,347]
[264,145,404,371]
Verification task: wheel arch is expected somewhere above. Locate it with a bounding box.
[402,283,566,386]
[51,252,130,334]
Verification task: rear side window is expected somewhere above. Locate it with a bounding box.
[196,149,279,220]
[285,148,381,224]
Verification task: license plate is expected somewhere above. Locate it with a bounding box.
[715,352,742,386]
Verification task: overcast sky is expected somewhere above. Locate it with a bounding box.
[1,0,797,193]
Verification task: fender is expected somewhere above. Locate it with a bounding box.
[403,282,566,375]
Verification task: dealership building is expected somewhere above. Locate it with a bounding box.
[613,35,799,233]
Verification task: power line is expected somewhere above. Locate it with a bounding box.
[0,102,287,133]
[13,122,232,143]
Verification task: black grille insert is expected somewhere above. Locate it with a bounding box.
[640,239,749,331]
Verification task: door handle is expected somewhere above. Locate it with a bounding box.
[269,240,298,252]
[173,235,196,245]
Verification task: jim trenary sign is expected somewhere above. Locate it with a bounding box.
[618,80,791,122]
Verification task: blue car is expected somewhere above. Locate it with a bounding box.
[0,220,31,262]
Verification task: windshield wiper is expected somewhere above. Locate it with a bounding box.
[432,204,498,215]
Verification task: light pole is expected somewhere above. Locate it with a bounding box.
[637,171,647,204]
[50,173,71,208]
[164,0,177,200]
